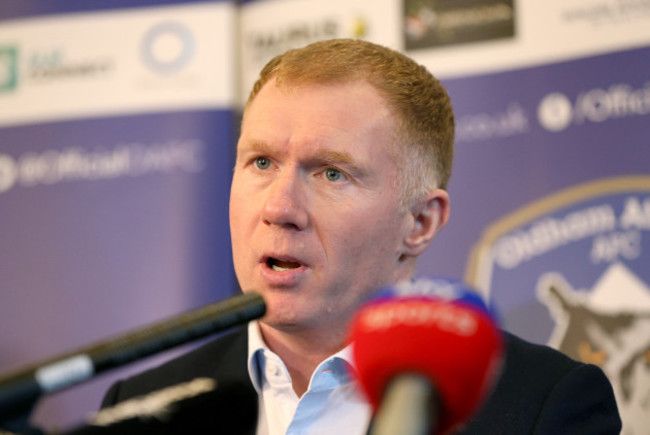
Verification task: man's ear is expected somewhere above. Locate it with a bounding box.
[402,189,450,257]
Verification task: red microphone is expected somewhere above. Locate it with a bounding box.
[348,277,504,435]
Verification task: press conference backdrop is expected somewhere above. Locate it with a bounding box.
[2,0,650,433]
[0,0,239,430]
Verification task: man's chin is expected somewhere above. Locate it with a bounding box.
[259,315,302,330]
[257,307,325,334]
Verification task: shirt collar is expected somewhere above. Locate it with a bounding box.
[247,321,267,393]
[247,321,357,393]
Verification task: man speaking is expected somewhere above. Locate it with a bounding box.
[101,39,621,434]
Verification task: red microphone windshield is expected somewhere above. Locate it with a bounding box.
[349,296,504,434]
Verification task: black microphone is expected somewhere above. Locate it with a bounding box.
[0,292,265,429]
[62,377,257,434]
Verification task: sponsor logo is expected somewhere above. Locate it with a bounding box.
[562,0,650,26]
[140,21,195,75]
[0,46,18,93]
[27,48,112,82]
[467,176,650,433]
[0,139,204,195]
[404,0,515,50]
[245,18,340,64]
[538,82,650,132]
[456,103,529,143]
[244,15,368,65]
[361,300,478,335]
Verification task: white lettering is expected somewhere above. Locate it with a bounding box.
[590,230,642,263]
[0,154,17,193]
[0,140,205,195]
[619,196,650,229]
[539,82,650,132]
[575,83,650,123]
[456,103,529,143]
[361,302,477,336]
[494,205,616,269]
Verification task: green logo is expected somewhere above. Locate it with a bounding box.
[0,47,18,92]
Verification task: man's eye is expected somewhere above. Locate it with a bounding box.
[254,157,271,170]
[324,168,345,182]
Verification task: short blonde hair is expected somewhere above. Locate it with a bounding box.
[245,38,454,209]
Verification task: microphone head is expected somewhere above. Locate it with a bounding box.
[349,277,504,434]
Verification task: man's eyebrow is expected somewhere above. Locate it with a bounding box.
[313,149,354,165]
[310,149,367,176]
[236,140,273,159]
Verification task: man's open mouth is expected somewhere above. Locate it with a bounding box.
[266,257,302,272]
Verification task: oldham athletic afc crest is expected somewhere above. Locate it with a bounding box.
[467,176,650,435]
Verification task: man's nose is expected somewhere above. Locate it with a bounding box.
[261,169,308,230]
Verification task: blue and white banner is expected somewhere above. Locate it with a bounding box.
[1,1,237,429]
[446,38,650,435]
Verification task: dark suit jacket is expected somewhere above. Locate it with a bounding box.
[101,326,621,434]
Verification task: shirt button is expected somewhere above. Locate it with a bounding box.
[267,363,280,377]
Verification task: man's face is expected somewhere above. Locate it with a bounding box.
[230,79,415,335]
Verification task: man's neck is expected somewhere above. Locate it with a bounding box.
[258,321,348,398]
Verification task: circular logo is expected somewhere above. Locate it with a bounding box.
[537,92,573,132]
[141,22,195,74]
[0,154,17,193]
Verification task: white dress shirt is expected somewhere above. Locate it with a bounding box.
[247,322,371,435]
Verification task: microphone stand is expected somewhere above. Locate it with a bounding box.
[0,292,265,433]
[370,373,438,435]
